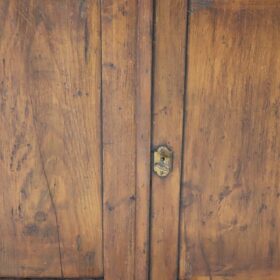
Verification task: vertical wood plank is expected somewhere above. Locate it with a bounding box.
[0,0,102,277]
[102,1,138,279]
[135,0,153,279]
[180,1,280,279]
[150,0,188,279]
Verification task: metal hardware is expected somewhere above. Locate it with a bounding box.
[153,145,173,177]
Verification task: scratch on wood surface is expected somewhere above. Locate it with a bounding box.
[27,94,64,278]
[37,139,64,278]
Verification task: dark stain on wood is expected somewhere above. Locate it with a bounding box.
[79,0,87,19]
[258,203,268,214]
[84,19,89,63]
[34,211,47,223]
[73,90,89,98]
[35,5,53,32]
[23,224,39,237]
[268,241,274,267]
[79,0,90,63]
[239,190,252,204]
[190,0,214,14]
[181,192,194,209]
[76,235,82,251]
[240,224,248,232]
[0,80,8,114]
[10,134,24,171]
[16,143,32,172]
[219,186,232,202]
[20,169,34,199]
[41,225,57,241]
[103,62,116,70]
[105,201,114,212]
[84,251,95,265]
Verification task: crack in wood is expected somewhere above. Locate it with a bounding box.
[27,94,64,278]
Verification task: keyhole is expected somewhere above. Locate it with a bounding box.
[153,145,173,177]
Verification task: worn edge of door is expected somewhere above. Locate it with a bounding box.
[150,0,188,279]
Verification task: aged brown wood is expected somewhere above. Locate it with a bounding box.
[0,0,102,277]
[135,0,153,279]
[180,1,280,279]
[3,1,280,279]
[102,1,138,279]
[102,0,153,278]
[150,0,188,279]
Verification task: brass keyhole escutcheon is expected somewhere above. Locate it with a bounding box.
[153,146,173,177]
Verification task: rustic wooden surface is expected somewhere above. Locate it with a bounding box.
[102,0,138,279]
[2,1,280,279]
[150,0,188,279]
[0,0,103,277]
[135,0,153,279]
[0,279,104,280]
[180,0,280,279]
[102,0,153,279]
[189,271,280,280]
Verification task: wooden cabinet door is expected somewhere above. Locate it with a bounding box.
[0,0,152,279]
[1,1,280,280]
[149,1,280,280]
[179,1,280,280]
[0,1,103,278]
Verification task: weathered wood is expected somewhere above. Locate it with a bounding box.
[0,0,102,277]
[135,0,153,279]
[150,0,188,279]
[190,271,280,280]
[102,0,138,279]
[180,1,280,279]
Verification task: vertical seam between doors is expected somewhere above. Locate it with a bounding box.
[99,0,104,276]
[134,1,139,278]
[177,0,191,279]
[148,0,157,279]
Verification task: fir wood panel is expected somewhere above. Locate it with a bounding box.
[102,1,153,278]
[150,0,188,279]
[190,271,280,280]
[135,0,153,279]
[180,1,280,279]
[102,1,138,279]
[0,0,102,277]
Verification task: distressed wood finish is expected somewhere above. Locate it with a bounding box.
[180,1,280,279]
[102,1,138,279]
[135,0,153,279]
[0,0,102,277]
[102,1,153,279]
[150,0,188,279]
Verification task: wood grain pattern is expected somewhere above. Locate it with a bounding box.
[0,0,102,277]
[150,0,188,279]
[190,270,280,280]
[180,1,280,279]
[102,0,138,279]
[135,0,153,279]
[102,1,153,278]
